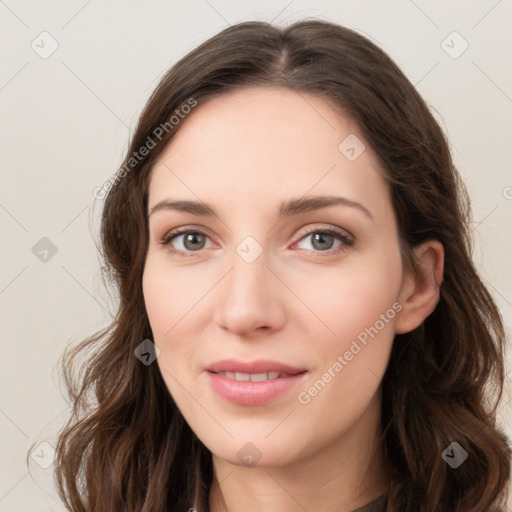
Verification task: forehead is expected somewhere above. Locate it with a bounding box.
[148,87,391,222]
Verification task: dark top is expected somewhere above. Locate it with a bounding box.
[352,493,387,512]
[192,492,388,511]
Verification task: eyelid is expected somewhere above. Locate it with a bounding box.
[160,224,215,245]
[296,224,354,243]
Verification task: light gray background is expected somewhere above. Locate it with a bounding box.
[1,1,511,510]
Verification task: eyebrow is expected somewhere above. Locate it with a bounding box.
[148,195,374,222]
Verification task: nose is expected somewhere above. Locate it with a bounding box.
[212,243,286,338]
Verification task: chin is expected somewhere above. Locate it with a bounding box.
[206,433,309,470]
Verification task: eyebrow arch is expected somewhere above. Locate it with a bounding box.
[148,195,374,222]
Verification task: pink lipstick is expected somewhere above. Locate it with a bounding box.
[204,359,307,406]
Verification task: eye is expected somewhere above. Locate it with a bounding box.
[159,225,354,257]
[160,228,213,256]
[292,226,353,254]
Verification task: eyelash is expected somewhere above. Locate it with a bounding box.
[159,226,354,258]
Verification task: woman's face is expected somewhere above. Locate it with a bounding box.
[143,86,409,468]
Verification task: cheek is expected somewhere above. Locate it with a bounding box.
[142,259,212,407]
[142,266,166,328]
[142,262,193,375]
[142,257,202,338]
[294,267,399,438]
[291,244,403,349]
[291,245,402,413]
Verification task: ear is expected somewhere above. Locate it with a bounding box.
[394,240,444,334]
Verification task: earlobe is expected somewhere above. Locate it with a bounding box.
[394,240,444,335]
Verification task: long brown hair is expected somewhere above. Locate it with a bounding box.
[53,19,511,511]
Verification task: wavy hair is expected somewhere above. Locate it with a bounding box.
[54,19,511,511]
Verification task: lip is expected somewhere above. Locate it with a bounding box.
[205,359,306,375]
[204,359,308,406]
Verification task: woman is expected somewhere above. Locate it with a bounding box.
[54,19,511,511]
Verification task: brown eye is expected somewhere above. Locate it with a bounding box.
[160,229,213,255]
[181,232,207,251]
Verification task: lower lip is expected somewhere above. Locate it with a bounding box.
[205,371,307,406]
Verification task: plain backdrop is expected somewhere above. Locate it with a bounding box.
[1,1,511,510]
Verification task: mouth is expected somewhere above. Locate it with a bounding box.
[212,370,303,382]
[205,358,306,375]
[204,359,308,406]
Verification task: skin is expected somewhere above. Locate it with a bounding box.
[142,86,444,512]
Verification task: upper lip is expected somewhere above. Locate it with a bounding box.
[205,359,306,375]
